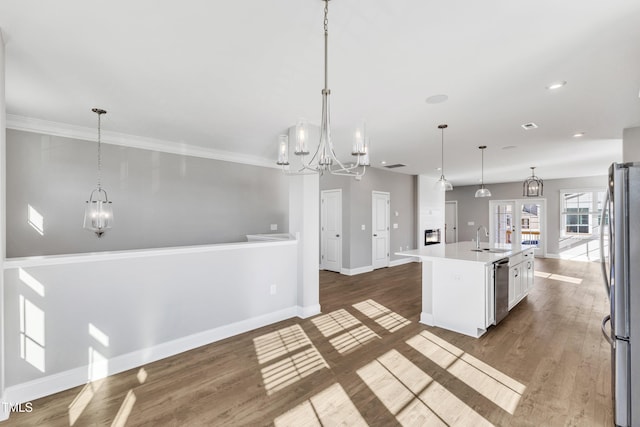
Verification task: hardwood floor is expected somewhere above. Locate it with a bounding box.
[4,258,613,426]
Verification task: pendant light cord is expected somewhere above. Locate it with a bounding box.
[97,112,102,189]
[441,127,445,176]
[323,1,329,92]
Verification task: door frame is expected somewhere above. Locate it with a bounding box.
[320,189,342,272]
[372,191,390,269]
[445,200,458,244]
[489,198,547,257]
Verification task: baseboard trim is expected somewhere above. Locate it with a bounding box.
[340,266,374,276]
[420,312,435,326]
[297,304,321,319]
[3,306,299,405]
[544,253,560,259]
[389,257,417,267]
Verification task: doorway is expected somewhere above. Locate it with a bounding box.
[445,201,458,243]
[321,189,342,272]
[489,199,546,257]
[372,191,390,269]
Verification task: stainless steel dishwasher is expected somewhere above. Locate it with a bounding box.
[494,258,510,325]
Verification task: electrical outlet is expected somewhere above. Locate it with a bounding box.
[399,246,403,251]
[270,284,277,295]
[361,224,365,230]
[468,221,475,226]
[270,224,278,231]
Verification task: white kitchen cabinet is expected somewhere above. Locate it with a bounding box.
[508,248,534,310]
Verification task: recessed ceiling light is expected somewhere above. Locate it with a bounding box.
[573,132,585,137]
[502,145,517,150]
[435,167,442,171]
[546,81,567,90]
[521,122,538,130]
[426,94,449,104]
[380,161,387,165]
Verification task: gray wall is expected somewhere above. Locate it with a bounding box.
[445,175,607,255]
[320,167,417,270]
[6,129,289,257]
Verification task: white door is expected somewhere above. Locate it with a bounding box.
[321,189,342,272]
[490,199,546,257]
[445,201,458,244]
[372,191,390,269]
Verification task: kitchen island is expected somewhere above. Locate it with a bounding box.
[397,241,534,338]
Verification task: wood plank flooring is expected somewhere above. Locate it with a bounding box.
[4,258,613,426]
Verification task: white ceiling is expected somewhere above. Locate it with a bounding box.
[1,0,639,185]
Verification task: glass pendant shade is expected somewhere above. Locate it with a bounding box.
[294,119,309,155]
[475,186,492,198]
[436,176,453,191]
[523,167,544,197]
[475,145,491,198]
[276,134,289,165]
[84,188,113,237]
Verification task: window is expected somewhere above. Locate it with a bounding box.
[561,190,605,236]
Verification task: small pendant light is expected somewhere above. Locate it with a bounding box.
[435,124,453,191]
[475,145,491,198]
[523,166,544,197]
[83,108,113,237]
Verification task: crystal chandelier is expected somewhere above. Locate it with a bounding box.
[435,124,453,191]
[475,145,492,198]
[276,0,369,178]
[523,166,543,197]
[83,108,113,237]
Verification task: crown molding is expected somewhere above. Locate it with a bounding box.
[6,114,278,169]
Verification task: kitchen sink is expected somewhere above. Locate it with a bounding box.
[470,248,511,253]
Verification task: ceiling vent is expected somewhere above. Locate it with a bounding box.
[384,163,406,169]
[521,122,538,130]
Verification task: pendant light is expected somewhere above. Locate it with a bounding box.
[475,145,491,198]
[83,108,113,237]
[523,166,544,197]
[435,124,453,191]
[276,0,369,178]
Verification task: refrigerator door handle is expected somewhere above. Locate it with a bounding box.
[600,186,611,299]
[601,314,614,347]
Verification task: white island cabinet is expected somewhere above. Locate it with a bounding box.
[396,241,534,338]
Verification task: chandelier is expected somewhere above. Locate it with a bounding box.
[435,124,452,191]
[83,108,113,237]
[523,166,543,197]
[276,0,369,178]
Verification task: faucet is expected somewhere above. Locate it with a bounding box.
[476,226,488,249]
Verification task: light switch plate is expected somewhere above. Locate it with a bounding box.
[468,221,475,226]
[393,223,398,229]
[361,224,365,230]
[270,224,278,231]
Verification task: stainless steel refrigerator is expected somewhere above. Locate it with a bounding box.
[601,162,640,426]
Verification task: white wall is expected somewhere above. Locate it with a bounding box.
[623,126,640,162]
[3,240,299,404]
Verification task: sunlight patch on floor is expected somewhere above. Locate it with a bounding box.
[353,299,411,332]
[407,330,525,414]
[273,383,367,427]
[254,325,329,395]
[312,309,380,355]
[253,324,314,365]
[111,390,136,427]
[534,271,583,284]
[357,349,493,426]
[261,347,329,395]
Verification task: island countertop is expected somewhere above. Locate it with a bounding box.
[396,241,534,265]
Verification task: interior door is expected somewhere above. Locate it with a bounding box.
[321,189,342,273]
[490,200,515,247]
[445,201,458,243]
[372,191,390,269]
